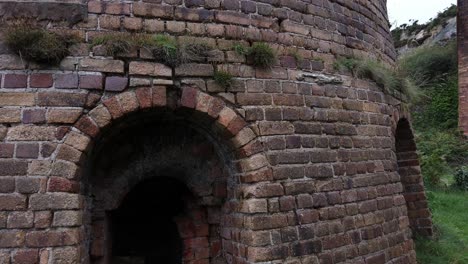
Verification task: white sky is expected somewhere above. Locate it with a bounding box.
[387,0,457,27]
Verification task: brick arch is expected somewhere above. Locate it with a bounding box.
[47,85,269,263]
[395,118,433,237]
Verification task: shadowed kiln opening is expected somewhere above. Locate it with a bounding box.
[110,177,190,264]
[88,117,230,263]
[395,118,433,236]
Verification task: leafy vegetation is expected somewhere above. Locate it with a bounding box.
[455,167,468,191]
[400,24,468,263]
[5,22,77,65]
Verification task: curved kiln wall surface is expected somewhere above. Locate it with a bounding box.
[0,0,431,263]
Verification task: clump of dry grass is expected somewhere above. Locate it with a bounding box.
[5,22,77,65]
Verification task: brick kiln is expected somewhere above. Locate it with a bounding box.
[0,0,432,263]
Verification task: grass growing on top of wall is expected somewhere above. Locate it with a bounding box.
[333,57,420,103]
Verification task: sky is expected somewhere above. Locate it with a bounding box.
[387,0,457,27]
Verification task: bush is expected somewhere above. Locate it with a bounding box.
[455,167,468,191]
[5,22,76,65]
[416,129,468,186]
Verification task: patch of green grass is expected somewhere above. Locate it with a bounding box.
[213,70,233,88]
[5,22,77,65]
[415,189,468,264]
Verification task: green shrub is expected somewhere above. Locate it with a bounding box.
[455,167,468,191]
[399,42,457,87]
[213,70,233,88]
[5,22,76,65]
[413,77,459,130]
[416,129,468,186]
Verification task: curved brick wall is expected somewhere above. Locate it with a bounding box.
[0,0,430,263]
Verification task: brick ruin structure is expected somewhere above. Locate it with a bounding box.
[0,0,433,263]
[459,0,468,135]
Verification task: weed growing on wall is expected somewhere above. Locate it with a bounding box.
[213,70,233,88]
[233,42,277,68]
[5,22,77,65]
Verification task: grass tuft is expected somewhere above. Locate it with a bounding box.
[5,22,76,65]
[213,70,233,88]
[333,57,421,103]
[248,42,277,68]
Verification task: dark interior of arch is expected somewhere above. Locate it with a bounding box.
[395,119,433,236]
[110,177,191,264]
[86,113,230,263]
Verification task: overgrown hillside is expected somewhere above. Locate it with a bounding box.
[396,5,468,263]
[392,4,457,55]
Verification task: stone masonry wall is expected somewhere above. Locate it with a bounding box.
[0,0,431,263]
[459,0,468,135]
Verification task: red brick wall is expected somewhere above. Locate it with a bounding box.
[0,0,431,263]
[459,0,468,135]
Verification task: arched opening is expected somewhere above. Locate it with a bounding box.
[85,110,232,264]
[110,177,188,263]
[395,118,433,236]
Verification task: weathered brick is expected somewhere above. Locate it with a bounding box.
[16,143,39,158]
[105,76,128,91]
[79,74,103,89]
[133,3,174,18]
[0,230,25,247]
[129,61,172,77]
[47,108,82,124]
[29,193,81,210]
[0,194,27,210]
[0,160,28,176]
[74,116,99,137]
[30,74,53,88]
[52,211,82,227]
[175,64,214,76]
[7,125,56,141]
[16,177,41,194]
[25,229,80,247]
[22,109,46,124]
[7,211,34,228]
[0,93,35,106]
[55,73,79,89]
[79,58,124,73]
[38,92,87,107]
[3,74,27,88]
[0,108,21,123]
